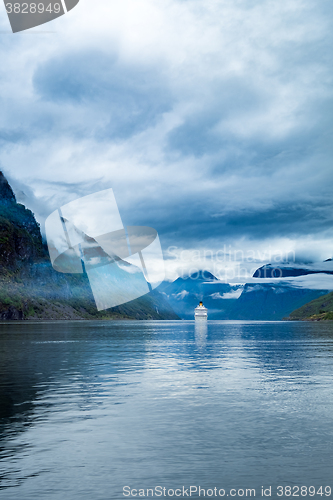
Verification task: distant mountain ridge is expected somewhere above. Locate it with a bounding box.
[254,261,333,278]
[160,260,333,320]
[0,172,178,321]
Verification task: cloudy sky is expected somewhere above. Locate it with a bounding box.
[1,0,332,279]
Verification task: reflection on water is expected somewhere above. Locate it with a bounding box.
[0,320,333,500]
[194,320,207,348]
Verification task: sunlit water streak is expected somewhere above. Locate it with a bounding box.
[0,320,333,500]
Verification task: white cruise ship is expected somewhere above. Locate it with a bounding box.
[194,301,208,320]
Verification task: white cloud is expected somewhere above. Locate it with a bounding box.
[172,290,189,300]
[210,288,244,300]
[218,273,333,290]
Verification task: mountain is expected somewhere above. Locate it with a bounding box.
[160,261,333,320]
[4,168,330,322]
[0,172,178,321]
[230,282,330,320]
[159,271,243,319]
[253,261,333,278]
[0,172,43,272]
[286,291,333,321]
[229,261,333,320]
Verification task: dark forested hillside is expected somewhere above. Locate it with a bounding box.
[287,291,333,321]
[0,172,43,272]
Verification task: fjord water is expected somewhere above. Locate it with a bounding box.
[0,321,333,500]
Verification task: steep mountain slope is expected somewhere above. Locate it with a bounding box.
[0,172,178,320]
[0,172,43,272]
[287,291,333,320]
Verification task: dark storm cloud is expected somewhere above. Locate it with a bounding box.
[120,195,333,251]
[167,77,267,156]
[33,50,173,139]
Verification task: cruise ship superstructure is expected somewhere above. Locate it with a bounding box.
[194,301,208,320]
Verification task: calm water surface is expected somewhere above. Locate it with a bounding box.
[0,320,333,500]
